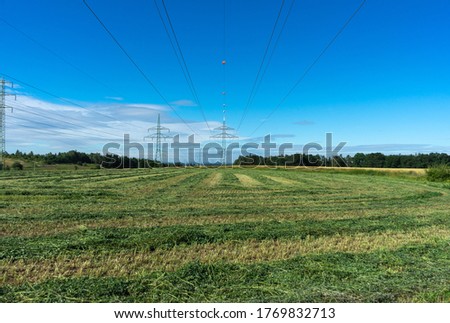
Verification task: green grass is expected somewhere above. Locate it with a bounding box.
[1,167,449,302]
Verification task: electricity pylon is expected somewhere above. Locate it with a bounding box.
[211,59,238,166]
[144,113,172,163]
[211,111,238,166]
[1,78,15,168]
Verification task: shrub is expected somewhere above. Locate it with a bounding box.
[426,165,450,182]
[11,161,24,170]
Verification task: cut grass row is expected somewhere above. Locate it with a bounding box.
[1,167,449,302]
[2,226,448,286]
[2,212,448,260]
[1,169,446,219]
[2,241,448,302]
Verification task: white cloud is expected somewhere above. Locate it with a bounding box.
[293,120,315,126]
[105,96,124,101]
[341,144,450,154]
[126,103,168,110]
[4,95,221,155]
[171,99,197,107]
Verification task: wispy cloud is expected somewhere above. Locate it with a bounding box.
[5,95,219,154]
[171,99,197,107]
[244,134,296,142]
[126,103,168,110]
[341,144,450,154]
[105,96,124,101]
[293,120,315,126]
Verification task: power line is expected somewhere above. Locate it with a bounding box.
[82,0,197,135]
[8,114,88,138]
[6,100,121,139]
[222,0,228,121]
[9,114,76,133]
[8,115,114,139]
[7,120,102,147]
[153,0,211,132]
[249,0,297,113]
[0,16,122,97]
[211,1,239,167]
[223,0,227,61]
[10,105,111,138]
[6,99,111,135]
[152,0,193,96]
[237,0,287,130]
[250,0,367,136]
[0,72,144,131]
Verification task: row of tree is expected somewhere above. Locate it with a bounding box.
[233,152,450,168]
[5,150,450,168]
[4,150,163,168]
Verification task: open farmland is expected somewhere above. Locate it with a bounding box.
[1,167,449,302]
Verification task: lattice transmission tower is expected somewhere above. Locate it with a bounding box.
[210,59,238,166]
[1,78,15,168]
[144,113,172,163]
[211,112,238,166]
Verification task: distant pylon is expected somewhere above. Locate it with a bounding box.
[211,58,238,166]
[0,78,16,168]
[211,110,238,166]
[144,113,172,163]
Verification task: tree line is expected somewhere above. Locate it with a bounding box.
[4,149,450,169]
[3,150,163,168]
[233,152,450,168]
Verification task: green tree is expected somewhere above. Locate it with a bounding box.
[11,161,24,170]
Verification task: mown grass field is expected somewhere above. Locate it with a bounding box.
[1,167,449,302]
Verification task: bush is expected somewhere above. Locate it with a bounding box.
[11,161,24,170]
[426,165,450,182]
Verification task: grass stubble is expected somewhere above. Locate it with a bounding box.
[1,167,449,302]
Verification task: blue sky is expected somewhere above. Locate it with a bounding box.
[1,0,449,158]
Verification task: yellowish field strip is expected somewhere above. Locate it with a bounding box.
[3,199,450,238]
[84,172,182,185]
[234,173,262,187]
[320,167,427,174]
[3,226,448,286]
[263,175,298,186]
[271,166,427,176]
[203,172,222,187]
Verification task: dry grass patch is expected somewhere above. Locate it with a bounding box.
[203,172,222,187]
[263,175,298,186]
[234,174,262,187]
[88,172,180,184]
[4,202,450,238]
[319,167,426,175]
